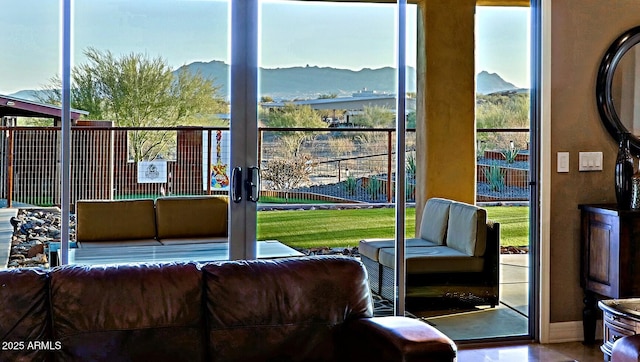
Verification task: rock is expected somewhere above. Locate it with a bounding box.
[27,244,45,258]
[5,208,76,268]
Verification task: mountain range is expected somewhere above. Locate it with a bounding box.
[9,62,521,102]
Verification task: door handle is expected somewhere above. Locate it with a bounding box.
[246,166,260,202]
[231,167,242,203]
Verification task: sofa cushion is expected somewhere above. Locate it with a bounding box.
[445,202,487,257]
[419,198,452,244]
[203,256,372,361]
[50,262,205,361]
[76,199,157,242]
[159,236,227,246]
[77,239,162,248]
[378,246,484,274]
[155,196,228,240]
[0,269,49,362]
[359,238,439,261]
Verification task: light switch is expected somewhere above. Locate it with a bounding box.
[557,152,569,173]
[579,152,603,171]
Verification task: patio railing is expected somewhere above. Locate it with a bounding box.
[0,126,530,207]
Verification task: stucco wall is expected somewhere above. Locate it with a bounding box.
[415,0,477,225]
[550,1,640,322]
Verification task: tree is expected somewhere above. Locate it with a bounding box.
[263,104,326,157]
[261,155,315,203]
[350,105,394,128]
[39,47,227,161]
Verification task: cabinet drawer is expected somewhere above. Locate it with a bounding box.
[605,312,637,330]
[603,322,635,354]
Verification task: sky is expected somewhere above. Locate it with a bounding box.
[0,0,529,95]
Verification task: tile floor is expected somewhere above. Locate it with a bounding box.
[458,341,604,362]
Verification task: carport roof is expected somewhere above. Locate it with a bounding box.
[0,94,88,120]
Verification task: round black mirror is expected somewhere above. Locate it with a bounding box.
[596,25,640,155]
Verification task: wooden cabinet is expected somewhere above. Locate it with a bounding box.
[579,204,640,344]
[598,299,640,360]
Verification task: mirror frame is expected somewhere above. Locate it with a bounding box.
[596,25,640,155]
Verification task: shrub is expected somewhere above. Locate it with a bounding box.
[344,176,358,196]
[261,155,314,191]
[366,177,382,199]
[483,165,505,192]
[501,146,520,164]
[406,181,415,200]
[406,152,416,180]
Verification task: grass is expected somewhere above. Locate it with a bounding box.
[257,205,529,250]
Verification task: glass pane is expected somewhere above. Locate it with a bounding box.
[257,0,416,303]
[0,2,60,268]
[57,0,230,265]
[471,5,531,340]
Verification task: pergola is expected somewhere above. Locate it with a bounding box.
[0,94,88,125]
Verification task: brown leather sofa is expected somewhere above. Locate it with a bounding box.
[0,256,456,362]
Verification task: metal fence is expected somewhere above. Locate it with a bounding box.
[0,126,529,208]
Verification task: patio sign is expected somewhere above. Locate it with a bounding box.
[137,160,168,183]
[202,130,230,190]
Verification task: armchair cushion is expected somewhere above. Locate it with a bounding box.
[378,246,484,274]
[445,202,487,257]
[359,238,439,262]
[419,198,451,244]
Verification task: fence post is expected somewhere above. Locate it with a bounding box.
[387,130,392,203]
[207,130,212,195]
[6,128,13,208]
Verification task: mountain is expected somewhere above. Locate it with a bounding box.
[8,64,521,102]
[179,62,522,99]
[176,60,417,100]
[7,90,41,102]
[476,70,520,95]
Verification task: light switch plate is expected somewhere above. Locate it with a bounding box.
[579,152,603,171]
[557,152,569,173]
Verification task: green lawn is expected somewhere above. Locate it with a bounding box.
[257,205,529,250]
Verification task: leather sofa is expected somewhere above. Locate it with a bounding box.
[360,197,500,307]
[0,256,456,362]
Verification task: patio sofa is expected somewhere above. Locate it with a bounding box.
[0,256,457,362]
[75,196,228,248]
[359,197,500,307]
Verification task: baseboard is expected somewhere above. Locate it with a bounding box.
[548,320,602,343]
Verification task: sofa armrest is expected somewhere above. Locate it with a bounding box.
[340,316,456,362]
[612,334,640,362]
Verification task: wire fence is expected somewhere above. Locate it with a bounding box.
[0,126,530,208]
